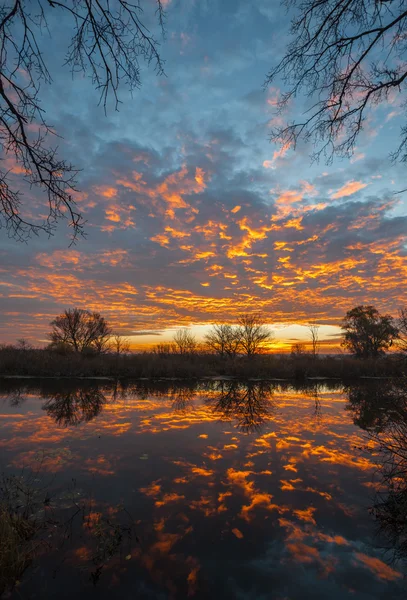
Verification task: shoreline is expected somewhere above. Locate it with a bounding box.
[0,374,399,382]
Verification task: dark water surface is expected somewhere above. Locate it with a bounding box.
[0,379,406,599]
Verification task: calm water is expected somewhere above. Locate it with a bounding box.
[0,379,406,599]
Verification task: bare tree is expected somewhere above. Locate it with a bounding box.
[49,308,112,354]
[111,334,131,355]
[266,1,407,164]
[204,323,242,358]
[237,313,273,356]
[153,342,175,357]
[291,342,307,357]
[0,1,165,242]
[15,338,32,350]
[172,328,197,355]
[307,323,320,357]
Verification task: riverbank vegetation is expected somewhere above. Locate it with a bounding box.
[0,470,138,595]
[0,473,45,596]
[0,345,405,380]
[0,504,35,596]
[1,305,406,380]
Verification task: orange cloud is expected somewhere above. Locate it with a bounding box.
[94,186,118,198]
[263,141,292,169]
[293,506,317,525]
[232,528,244,539]
[330,181,368,199]
[354,553,402,581]
[117,165,209,220]
[102,203,136,230]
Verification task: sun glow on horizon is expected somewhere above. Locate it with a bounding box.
[124,323,342,353]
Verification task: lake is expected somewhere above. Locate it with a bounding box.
[0,379,406,599]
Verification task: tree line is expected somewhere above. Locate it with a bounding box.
[37,310,273,358]
[155,314,273,358]
[4,304,406,360]
[159,306,407,359]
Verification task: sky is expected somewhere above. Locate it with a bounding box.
[0,0,406,352]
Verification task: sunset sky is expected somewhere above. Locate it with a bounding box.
[0,0,406,352]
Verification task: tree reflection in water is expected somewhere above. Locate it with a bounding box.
[346,381,407,433]
[6,387,26,407]
[42,387,107,427]
[0,381,29,407]
[119,380,197,412]
[347,380,407,562]
[168,385,196,412]
[205,380,274,433]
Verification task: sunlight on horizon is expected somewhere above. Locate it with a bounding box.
[125,323,343,352]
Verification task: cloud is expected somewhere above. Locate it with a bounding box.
[330,181,368,199]
[131,330,164,337]
[263,141,292,169]
[1,176,406,345]
[0,0,405,347]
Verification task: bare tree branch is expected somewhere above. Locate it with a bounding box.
[172,328,197,355]
[204,323,242,358]
[0,0,165,242]
[266,0,407,164]
[237,313,273,356]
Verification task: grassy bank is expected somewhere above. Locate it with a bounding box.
[0,347,405,380]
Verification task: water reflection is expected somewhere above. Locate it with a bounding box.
[346,380,407,432]
[204,380,274,433]
[0,380,343,433]
[119,380,197,403]
[0,380,277,433]
[346,379,407,562]
[43,388,106,427]
[1,378,407,598]
[0,381,107,426]
[5,386,26,407]
[372,429,407,562]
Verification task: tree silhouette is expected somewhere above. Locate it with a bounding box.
[341,305,399,358]
[237,313,273,356]
[172,328,197,355]
[0,0,165,242]
[291,342,307,357]
[111,334,131,355]
[266,0,407,164]
[204,323,242,358]
[307,323,320,357]
[49,308,112,353]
